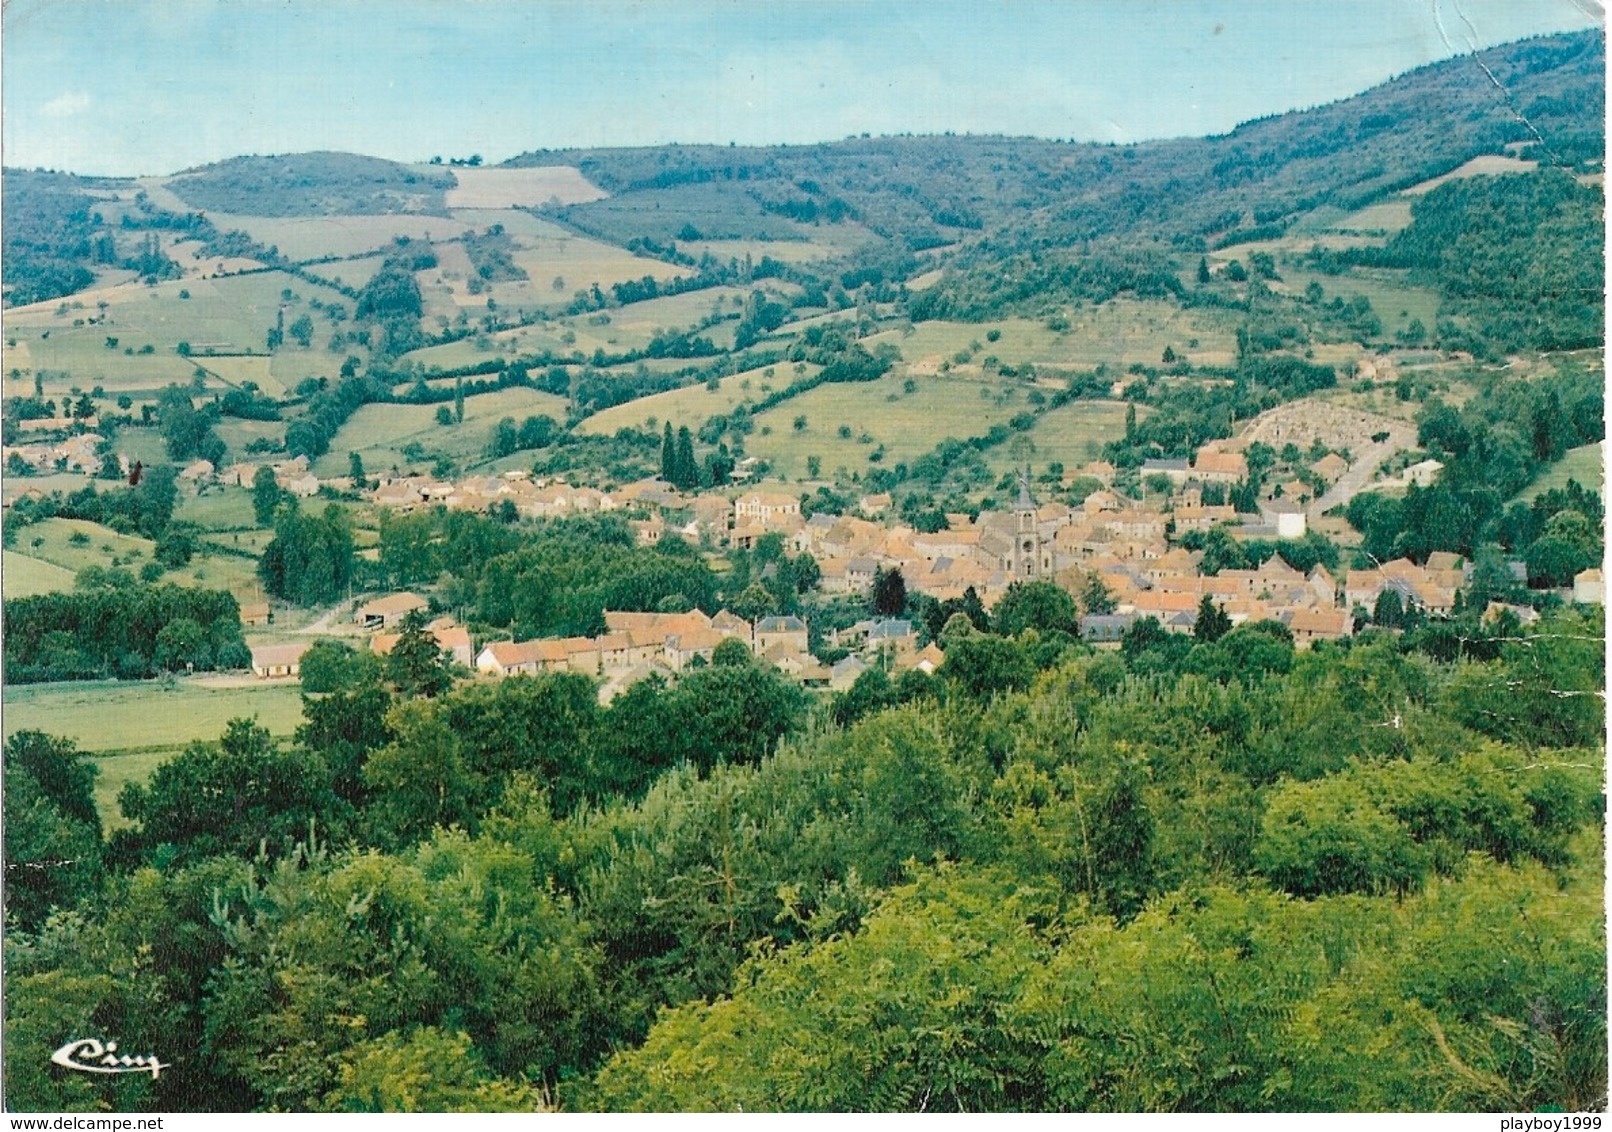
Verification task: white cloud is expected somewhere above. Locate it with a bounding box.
[41,91,90,118]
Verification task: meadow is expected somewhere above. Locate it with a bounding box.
[979,399,1139,480]
[864,305,1243,372]
[2,678,310,828]
[179,211,470,262]
[558,181,825,246]
[9,271,357,401]
[746,371,1033,480]
[1274,267,1442,339]
[1516,442,1604,503]
[214,416,289,454]
[174,486,261,530]
[439,165,607,209]
[1,678,308,752]
[1,549,78,597]
[6,517,261,598]
[310,385,570,476]
[578,362,821,437]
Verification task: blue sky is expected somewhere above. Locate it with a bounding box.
[2,0,1600,176]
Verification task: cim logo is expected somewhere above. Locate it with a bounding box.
[51,1038,169,1080]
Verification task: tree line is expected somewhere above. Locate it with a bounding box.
[4,600,1601,1111]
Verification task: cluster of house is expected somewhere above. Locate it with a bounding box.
[3,430,104,475]
[475,607,942,699]
[248,591,473,679]
[249,590,943,697]
[366,471,732,547]
[1078,551,1456,647]
[218,455,324,496]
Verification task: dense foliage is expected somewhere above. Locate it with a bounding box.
[166,153,457,217]
[1345,360,1603,566]
[1376,170,1604,352]
[4,602,1602,1112]
[2,584,248,683]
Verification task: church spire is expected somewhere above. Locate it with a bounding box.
[1016,466,1036,512]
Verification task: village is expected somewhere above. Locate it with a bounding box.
[232,398,1602,704]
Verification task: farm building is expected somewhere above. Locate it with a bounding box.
[371,624,475,668]
[354,592,429,630]
[250,642,309,679]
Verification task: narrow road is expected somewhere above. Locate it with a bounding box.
[1307,422,1418,520]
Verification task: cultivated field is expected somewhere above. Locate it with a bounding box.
[864,305,1243,373]
[441,165,607,209]
[979,399,1139,480]
[310,385,570,476]
[746,371,1035,479]
[6,517,262,598]
[1517,443,1604,502]
[2,677,308,752]
[1,550,79,597]
[578,362,822,437]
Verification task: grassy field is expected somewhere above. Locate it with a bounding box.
[8,517,262,597]
[8,271,357,397]
[863,306,1242,372]
[440,165,607,209]
[110,429,172,468]
[400,311,617,370]
[1403,154,1537,196]
[2,678,307,752]
[2,471,101,508]
[682,235,865,263]
[199,354,284,396]
[746,371,1036,480]
[303,254,390,292]
[2,550,79,596]
[979,399,1139,480]
[559,181,826,247]
[1517,443,1604,503]
[311,385,570,476]
[606,286,756,341]
[214,416,289,454]
[175,486,261,530]
[89,750,176,831]
[1271,268,1442,339]
[4,678,310,829]
[186,212,470,262]
[410,213,692,317]
[579,362,821,437]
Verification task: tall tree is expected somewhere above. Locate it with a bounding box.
[386,610,454,699]
[252,465,282,526]
[871,565,907,617]
[1194,595,1232,642]
[674,426,698,490]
